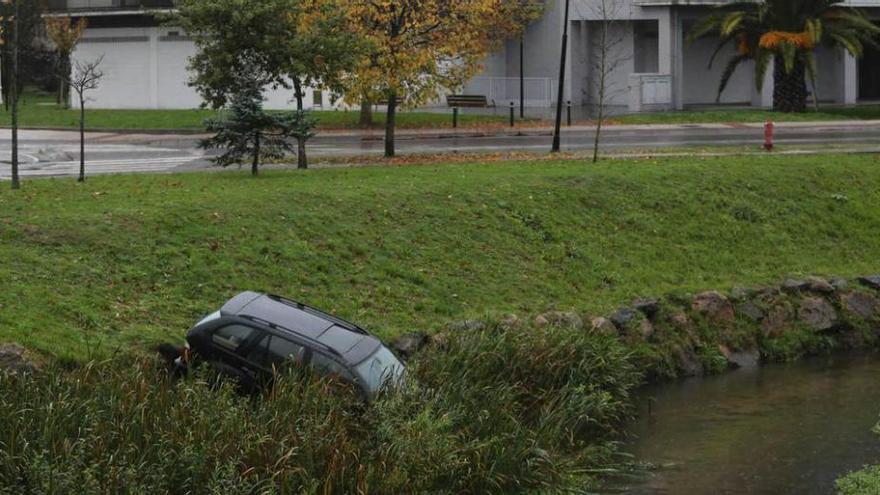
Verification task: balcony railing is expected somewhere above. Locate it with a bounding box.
[46,0,175,12]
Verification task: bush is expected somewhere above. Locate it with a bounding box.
[0,323,640,494]
[836,417,880,495]
[837,465,880,495]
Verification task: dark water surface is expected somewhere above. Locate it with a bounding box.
[617,353,880,494]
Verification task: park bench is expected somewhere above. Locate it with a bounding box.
[446,94,490,109]
[445,94,490,128]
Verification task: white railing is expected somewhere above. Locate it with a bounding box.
[461,77,558,107]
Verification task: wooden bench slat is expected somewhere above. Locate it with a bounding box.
[446,95,489,108]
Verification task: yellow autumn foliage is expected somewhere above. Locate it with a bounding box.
[45,16,88,54]
[344,0,534,108]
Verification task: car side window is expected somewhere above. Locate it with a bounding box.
[310,352,353,381]
[267,337,306,368]
[212,324,256,352]
[244,334,306,371]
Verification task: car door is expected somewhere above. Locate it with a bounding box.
[242,332,308,375]
[207,323,266,382]
[309,351,363,396]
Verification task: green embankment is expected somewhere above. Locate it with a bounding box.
[2,154,880,360]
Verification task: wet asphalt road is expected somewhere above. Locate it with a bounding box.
[1,122,878,179]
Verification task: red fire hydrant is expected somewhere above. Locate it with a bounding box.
[764,121,775,151]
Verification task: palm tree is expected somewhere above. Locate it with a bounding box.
[689,0,880,113]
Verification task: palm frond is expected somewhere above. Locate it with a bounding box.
[779,41,798,73]
[754,49,773,92]
[716,53,750,102]
[802,51,820,111]
[828,31,863,57]
[687,12,726,46]
[721,12,747,37]
[707,37,734,69]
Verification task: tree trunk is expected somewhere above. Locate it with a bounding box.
[385,92,397,158]
[292,77,308,168]
[252,131,260,176]
[3,45,9,112]
[297,137,308,169]
[293,78,304,111]
[79,95,85,182]
[773,57,807,113]
[593,18,609,164]
[593,106,604,164]
[359,98,373,127]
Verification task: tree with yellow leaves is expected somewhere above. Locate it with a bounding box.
[45,16,87,108]
[347,0,536,157]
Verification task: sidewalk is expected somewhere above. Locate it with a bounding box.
[11,118,880,145]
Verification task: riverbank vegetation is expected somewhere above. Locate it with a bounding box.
[2,155,880,491]
[0,324,640,493]
[836,420,880,495]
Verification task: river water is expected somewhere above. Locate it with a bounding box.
[616,353,880,494]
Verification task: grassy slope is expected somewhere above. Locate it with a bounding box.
[2,154,880,360]
[2,91,506,131]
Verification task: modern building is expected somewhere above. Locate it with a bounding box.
[49,0,880,113]
[467,0,880,113]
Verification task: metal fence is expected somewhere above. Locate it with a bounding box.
[47,0,174,11]
[461,77,558,107]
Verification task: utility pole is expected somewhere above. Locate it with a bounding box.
[10,0,19,189]
[551,0,570,153]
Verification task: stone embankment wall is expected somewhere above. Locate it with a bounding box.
[393,275,880,379]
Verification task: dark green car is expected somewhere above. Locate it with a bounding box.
[174,291,406,398]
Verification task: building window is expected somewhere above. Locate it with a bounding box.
[633,20,659,74]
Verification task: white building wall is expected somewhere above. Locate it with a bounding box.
[681,32,753,105]
[814,46,845,103]
[74,27,153,108]
[155,34,201,109]
[72,26,335,110]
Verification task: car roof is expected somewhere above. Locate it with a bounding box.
[220,291,381,364]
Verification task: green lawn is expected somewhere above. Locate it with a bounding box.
[3,90,507,132]
[2,154,880,360]
[11,89,880,132]
[613,105,880,125]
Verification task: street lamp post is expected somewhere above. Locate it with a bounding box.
[10,0,19,189]
[551,0,570,153]
[520,35,524,119]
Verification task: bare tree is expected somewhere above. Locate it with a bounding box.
[62,57,103,182]
[44,16,88,108]
[584,0,629,163]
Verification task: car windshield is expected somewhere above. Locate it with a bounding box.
[354,346,405,394]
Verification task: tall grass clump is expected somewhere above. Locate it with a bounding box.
[0,324,640,494]
[413,324,642,490]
